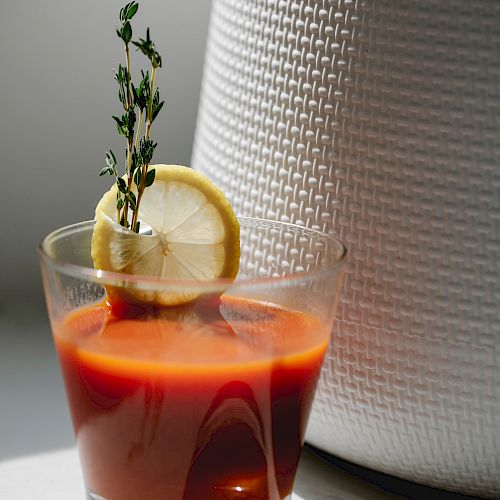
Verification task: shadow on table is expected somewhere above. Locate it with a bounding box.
[305,445,480,500]
[294,447,402,500]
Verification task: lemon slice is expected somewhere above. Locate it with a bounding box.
[91,164,240,305]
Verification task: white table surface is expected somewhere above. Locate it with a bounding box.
[0,446,395,500]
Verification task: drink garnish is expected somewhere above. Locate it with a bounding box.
[98,1,163,233]
[91,3,239,305]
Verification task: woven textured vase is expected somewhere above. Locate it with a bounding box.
[191,0,500,496]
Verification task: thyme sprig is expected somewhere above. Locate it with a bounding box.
[99,2,164,233]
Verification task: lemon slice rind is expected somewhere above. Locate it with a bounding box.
[91,165,240,306]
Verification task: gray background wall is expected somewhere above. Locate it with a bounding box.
[0,0,212,301]
[0,0,212,459]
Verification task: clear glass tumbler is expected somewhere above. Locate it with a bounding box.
[39,217,345,500]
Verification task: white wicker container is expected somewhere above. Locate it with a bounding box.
[192,1,500,496]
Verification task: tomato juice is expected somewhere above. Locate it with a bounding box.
[54,296,330,500]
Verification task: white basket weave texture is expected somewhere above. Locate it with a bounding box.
[192,1,500,496]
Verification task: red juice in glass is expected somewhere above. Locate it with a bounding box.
[54,296,330,500]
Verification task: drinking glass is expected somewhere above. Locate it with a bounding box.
[39,217,345,500]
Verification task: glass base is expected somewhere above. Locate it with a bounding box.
[86,489,106,500]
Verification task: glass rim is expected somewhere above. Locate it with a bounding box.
[38,216,346,291]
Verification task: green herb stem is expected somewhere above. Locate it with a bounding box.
[100,2,164,233]
[122,139,134,228]
[131,64,157,230]
[135,110,143,150]
[120,44,134,228]
[124,45,133,110]
[145,65,157,138]
[131,177,145,230]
